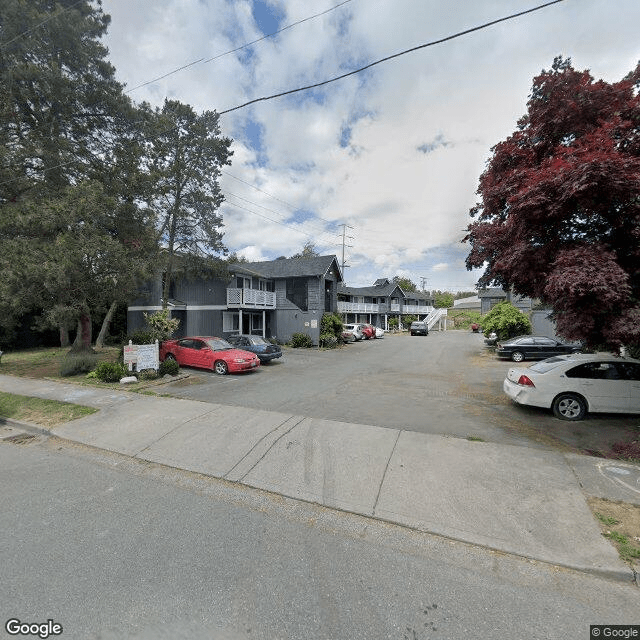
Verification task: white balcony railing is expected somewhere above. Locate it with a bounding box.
[403,304,434,315]
[227,288,276,309]
[337,302,380,313]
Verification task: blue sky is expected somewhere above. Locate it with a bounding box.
[102,0,640,291]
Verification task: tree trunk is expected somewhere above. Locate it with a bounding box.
[59,326,70,347]
[95,301,117,349]
[70,313,94,353]
[72,319,82,349]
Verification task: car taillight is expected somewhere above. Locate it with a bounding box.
[517,375,535,387]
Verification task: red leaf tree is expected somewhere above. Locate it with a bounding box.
[464,57,640,350]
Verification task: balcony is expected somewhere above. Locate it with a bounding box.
[402,305,434,315]
[227,288,276,309]
[337,302,380,313]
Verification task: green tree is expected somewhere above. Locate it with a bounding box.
[0,0,128,201]
[291,241,320,259]
[0,182,149,351]
[392,276,417,292]
[0,0,155,349]
[433,291,455,308]
[142,99,233,306]
[481,302,532,340]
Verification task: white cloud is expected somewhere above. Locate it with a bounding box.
[101,0,640,291]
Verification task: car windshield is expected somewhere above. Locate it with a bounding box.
[204,338,233,351]
[249,337,269,345]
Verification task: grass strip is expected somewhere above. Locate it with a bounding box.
[0,391,96,428]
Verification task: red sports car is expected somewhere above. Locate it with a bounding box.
[160,336,260,375]
[360,324,376,340]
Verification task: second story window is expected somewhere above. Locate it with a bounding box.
[286,278,308,311]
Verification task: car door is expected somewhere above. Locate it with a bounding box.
[533,337,559,359]
[513,337,536,358]
[190,339,211,369]
[173,339,193,366]
[564,362,629,412]
[618,362,640,413]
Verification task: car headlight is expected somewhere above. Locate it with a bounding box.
[234,358,247,363]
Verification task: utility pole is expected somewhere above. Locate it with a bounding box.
[420,277,428,292]
[338,223,353,287]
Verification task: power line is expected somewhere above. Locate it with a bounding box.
[125,0,354,94]
[222,197,339,247]
[221,170,337,227]
[219,0,568,115]
[222,188,334,238]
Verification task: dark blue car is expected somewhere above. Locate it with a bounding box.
[226,334,283,363]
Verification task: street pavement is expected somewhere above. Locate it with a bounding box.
[1,373,639,584]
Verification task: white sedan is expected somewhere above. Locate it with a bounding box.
[503,353,640,420]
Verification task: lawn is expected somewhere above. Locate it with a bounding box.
[0,391,96,427]
[0,346,120,379]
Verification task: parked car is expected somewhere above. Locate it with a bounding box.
[503,353,640,421]
[160,336,260,375]
[341,329,357,343]
[343,323,365,341]
[226,334,282,363]
[410,321,428,336]
[360,324,376,340]
[374,326,385,339]
[496,335,581,362]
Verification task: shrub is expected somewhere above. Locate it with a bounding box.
[143,309,180,342]
[320,313,343,348]
[158,358,180,376]
[481,302,532,339]
[449,310,484,330]
[291,332,313,348]
[94,361,128,383]
[128,330,156,345]
[319,333,338,348]
[60,353,98,377]
[137,369,158,381]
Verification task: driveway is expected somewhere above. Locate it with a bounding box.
[158,331,640,453]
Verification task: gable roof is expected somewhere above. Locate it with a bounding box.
[340,280,403,298]
[231,255,343,281]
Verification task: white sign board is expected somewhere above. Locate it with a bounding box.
[136,343,159,371]
[124,341,160,371]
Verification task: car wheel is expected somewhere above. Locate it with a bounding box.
[552,393,587,421]
[164,353,176,362]
[511,351,525,362]
[214,360,228,375]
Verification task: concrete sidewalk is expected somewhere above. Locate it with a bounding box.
[1,374,638,583]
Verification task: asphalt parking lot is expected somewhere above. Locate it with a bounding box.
[159,330,640,454]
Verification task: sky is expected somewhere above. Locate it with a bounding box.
[100,0,640,292]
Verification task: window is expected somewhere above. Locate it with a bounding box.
[619,362,640,381]
[566,362,622,380]
[223,312,240,333]
[286,278,308,311]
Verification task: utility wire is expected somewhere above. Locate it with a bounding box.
[222,198,339,246]
[125,0,354,93]
[0,0,86,49]
[219,0,568,114]
[222,188,334,238]
[221,170,337,227]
